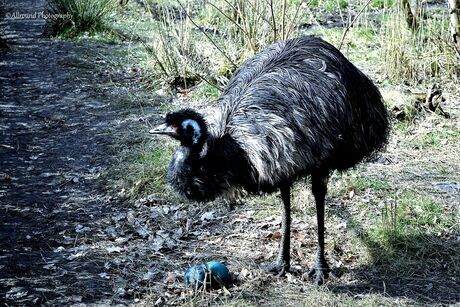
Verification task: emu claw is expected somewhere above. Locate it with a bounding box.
[261,261,289,277]
[306,267,330,286]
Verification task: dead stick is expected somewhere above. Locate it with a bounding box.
[338,0,373,50]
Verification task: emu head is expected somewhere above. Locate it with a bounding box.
[150,109,219,201]
[150,108,208,149]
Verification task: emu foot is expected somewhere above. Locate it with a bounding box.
[261,260,289,277]
[303,259,330,286]
[306,266,330,286]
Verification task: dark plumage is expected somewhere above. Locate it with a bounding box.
[151,35,390,285]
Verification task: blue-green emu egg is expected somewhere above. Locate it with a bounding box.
[184,261,231,289]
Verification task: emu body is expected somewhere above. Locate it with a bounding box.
[151,36,389,285]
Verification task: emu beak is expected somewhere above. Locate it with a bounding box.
[149,123,178,137]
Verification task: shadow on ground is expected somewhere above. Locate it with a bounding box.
[329,207,460,305]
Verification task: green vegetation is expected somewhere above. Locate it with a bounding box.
[47,0,116,37]
[107,138,177,198]
[411,128,460,149]
[143,9,211,90]
[132,142,175,195]
[324,0,348,12]
[363,191,456,264]
[371,0,394,9]
[99,0,459,92]
[190,82,221,103]
[139,0,308,91]
[380,4,458,84]
[349,176,391,191]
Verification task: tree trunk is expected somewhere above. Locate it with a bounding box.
[449,0,460,59]
[401,0,419,31]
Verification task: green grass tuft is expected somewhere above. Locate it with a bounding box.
[411,128,460,149]
[47,0,116,37]
[129,141,176,197]
[190,82,221,103]
[367,192,455,256]
[106,137,177,199]
[349,176,391,191]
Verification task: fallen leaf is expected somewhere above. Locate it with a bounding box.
[115,237,129,244]
[151,237,165,251]
[53,246,65,252]
[136,226,149,238]
[200,211,215,221]
[266,231,282,240]
[348,188,355,199]
[163,272,176,284]
[344,255,359,263]
[143,269,160,280]
[116,288,126,297]
[240,268,250,278]
[67,251,86,260]
[112,212,126,222]
[106,246,122,253]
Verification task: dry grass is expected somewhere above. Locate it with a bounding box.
[139,0,308,92]
[380,1,458,84]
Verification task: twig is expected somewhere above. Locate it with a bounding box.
[336,0,346,28]
[175,0,237,69]
[74,233,79,248]
[40,251,49,265]
[285,0,307,39]
[207,1,255,52]
[338,0,373,50]
[1,144,14,150]
[194,73,222,91]
[238,0,271,25]
[207,1,247,37]
[281,0,286,39]
[267,0,277,41]
[236,0,256,52]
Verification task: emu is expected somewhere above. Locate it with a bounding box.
[150,36,389,285]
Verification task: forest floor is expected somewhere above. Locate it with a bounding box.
[1,0,460,306]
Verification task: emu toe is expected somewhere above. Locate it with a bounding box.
[261,260,289,277]
[306,267,330,286]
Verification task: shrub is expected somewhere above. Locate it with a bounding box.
[47,0,116,37]
[380,3,458,84]
[143,0,307,91]
[143,3,215,92]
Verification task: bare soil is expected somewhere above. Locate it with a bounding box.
[0,0,148,304]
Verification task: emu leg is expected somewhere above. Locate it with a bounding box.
[263,182,291,277]
[308,172,330,286]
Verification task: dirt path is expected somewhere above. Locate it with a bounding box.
[0,1,139,304]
